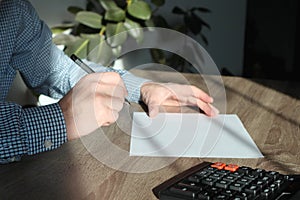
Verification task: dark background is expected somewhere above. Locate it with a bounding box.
[243,0,300,81]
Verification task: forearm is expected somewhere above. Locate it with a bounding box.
[0,102,67,164]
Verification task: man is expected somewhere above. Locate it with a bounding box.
[0,0,218,164]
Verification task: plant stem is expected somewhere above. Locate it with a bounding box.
[99,26,106,36]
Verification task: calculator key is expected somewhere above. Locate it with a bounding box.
[244,185,261,195]
[224,164,239,172]
[215,180,230,189]
[267,171,280,180]
[261,188,272,197]
[169,186,197,198]
[237,177,252,185]
[238,166,251,175]
[177,182,204,191]
[205,166,218,172]
[202,177,216,186]
[251,168,266,178]
[209,173,224,180]
[196,170,212,178]
[223,175,237,183]
[215,170,230,176]
[221,189,235,197]
[188,175,201,183]
[274,178,285,187]
[252,179,266,189]
[231,171,245,178]
[198,191,211,200]
[244,174,258,181]
[211,162,226,170]
[210,187,221,195]
[213,194,230,200]
[229,183,245,192]
[269,183,278,191]
[261,176,273,185]
[234,192,252,200]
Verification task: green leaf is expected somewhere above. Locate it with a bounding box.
[105,8,126,22]
[75,39,89,57]
[150,49,166,64]
[112,45,122,58]
[192,12,211,30]
[145,19,155,27]
[124,18,143,43]
[75,11,102,29]
[52,34,78,46]
[144,19,156,31]
[106,22,128,47]
[151,0,165,7]
[51,23,75,34]
[82,34,113,66]
[151,15,169,28]
[127,1,151,20]
[99,0,119,10]
[65,38,89,58]
[172,6,185,15]
[193,7,211,13]
[67,6,83,15]
[184,13,203,35]
[81,34,102,53]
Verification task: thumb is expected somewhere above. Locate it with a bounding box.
[148,104,160,118]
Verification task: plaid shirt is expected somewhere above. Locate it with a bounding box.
[0,0,147,164]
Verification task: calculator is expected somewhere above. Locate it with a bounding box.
[152,162,300,200]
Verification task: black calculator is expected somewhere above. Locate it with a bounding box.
[152,162,300,200]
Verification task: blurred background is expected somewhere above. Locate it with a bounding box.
[8,0,299,107]
[28,0,299,81]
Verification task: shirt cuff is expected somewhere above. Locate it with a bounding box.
[121,71,150,102]
[21,103,67,155]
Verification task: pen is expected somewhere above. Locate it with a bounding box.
[70,54,95,74]
[70,54,130,105]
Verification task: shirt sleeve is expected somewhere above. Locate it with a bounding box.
[0,0,150,164]
[0,102,66,164]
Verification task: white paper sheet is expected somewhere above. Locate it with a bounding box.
[130,112,263,158]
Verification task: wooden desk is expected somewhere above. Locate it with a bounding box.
[0,71,299,199]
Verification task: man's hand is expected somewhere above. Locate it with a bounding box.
[59,72,127,140]
[140,82,219,118]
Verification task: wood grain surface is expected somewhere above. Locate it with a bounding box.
[0,71,299,200]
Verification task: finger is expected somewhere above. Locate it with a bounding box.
[99,72,128,96]
[148,104,160,118]
[109,96,125,112]
[96,83,127,102]
[190,85,213,103]
[165,84,213,105]
[196,100,219,116]
[100,110,119,126]
[209,104,220,116]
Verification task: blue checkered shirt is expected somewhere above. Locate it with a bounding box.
[0,0,148,164]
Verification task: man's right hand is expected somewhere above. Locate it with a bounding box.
[59,72,127,140]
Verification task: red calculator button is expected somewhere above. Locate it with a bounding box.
[225,164,239,172]
[211,162,226,170]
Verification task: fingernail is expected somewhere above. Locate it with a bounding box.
[209,104,219,116]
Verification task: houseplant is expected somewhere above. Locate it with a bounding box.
[52,0,211,71]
